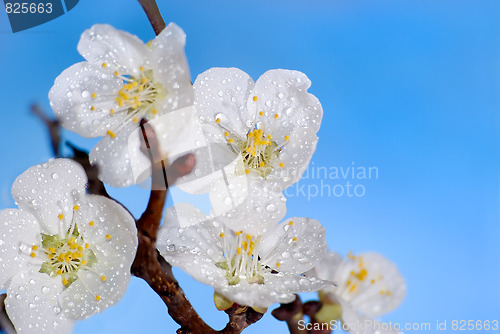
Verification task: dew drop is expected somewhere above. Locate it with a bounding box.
[81,90,90,98]
[167,244,176,252]
[266,204,276,212]
[42,286,50,294]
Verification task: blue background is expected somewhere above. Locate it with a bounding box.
[0,0,499,333]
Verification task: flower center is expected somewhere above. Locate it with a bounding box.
[37,223,97,288]
[216,232,265,285]
[215,96,289,178]
[340,252,393,298]
[90,64,167,138]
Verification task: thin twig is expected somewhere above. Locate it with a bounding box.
[31,104,61,157]
[138,0,166,35]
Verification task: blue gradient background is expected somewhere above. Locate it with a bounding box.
[1,0,499,333]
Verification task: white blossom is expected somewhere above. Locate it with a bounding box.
[157,203,329,308]
[310,252,406,334]
[193,68,322,191]
[0,159,138,333]
[49,23,193,187]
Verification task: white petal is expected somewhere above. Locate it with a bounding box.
[77,24,148,74]
[5,271,74,334]
[90,121,142,188]
[49,62,126,137]
[270,126,318,189]
[307,251,343,280]
[194,67,255,137]
[158,214,226,287]
[260,217,327,274]
[0,210,41,289]
[250,69,323,141]
[334,253,406,317]
[61,194,137,319]
[148,23,194,112]
[158,207,222,263]
[217,272,329,309]
[209,177,287,235]
[11,159,87,235]
[340,301,401,334]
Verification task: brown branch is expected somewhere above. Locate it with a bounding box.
[66,142,110,198]
[132,121,263,334]
[138,0,166,36]
[272,296,308,334]
[31,104,61,157]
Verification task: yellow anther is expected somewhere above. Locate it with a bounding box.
[371,279,375,284]
[85,243,89,249]
[242,241,248,249]
[78,246,83,252]
[65,255,71,263]
[106,130,116,138]
[237,247,242,255]
[379,290,385,295]
[386,291,392,296]
[81,260,87,265]
[228,138,234,143]
[141,78,148,84]
[284,135,290,141]
[114,71,119,76]
[224,131,229,137]
[32,245,38,251]
[279,162,285,168]
[109,109,115,115]
[219,233,225,238]
[253,96,258,101]
[235,231,243,236]
[288,221,294,226]
[49,248,56,254]
[292,237,298,242]
[90,106,95,111]
[70,237,76,244]
[95,295,101,301]
[276,262,281,268]
[101,63,107,68]
[58,214,64,220]
[140,66,145,71]
[259,162,265,167]
[245,234,252,240]
[133,117,138,123]
[30,252,36,258]
[152,109,158,114]
[349,283,357,293]
[91,92,97,99]
[105,234,112,240]
[73,205,79,211]
[62,278,68,285]
[267,134,272,140]
[245,169,250,174]
[89,221,94,226]
[259,111,264,116]
[350,270,355,276]
[216,118,221,124]
[100,275,107,282]
[274,114,279,119]
[56,269,62,275]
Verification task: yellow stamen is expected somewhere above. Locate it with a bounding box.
[245,169,250,174]
[58,214,64,220]
[284,135,290,141]
[219,233,225,238]
[56,269,62,275]
[95,295,101,301]
[90,106,95,111]
[110,109,115,115]
[228,138,234,143]
[105,234,112,240]
[81,260,87,265]
[235,231,243,236]
[216,118,221,124]
[259,111,264,116]
[73,205,79,211]
[91,93,97,99]
[253,96,258,101]
[32,245,38,251]
[30,252,36,258]
[279,162,285,168]
[292,237,298,242]
[89,221,94,226]
[237,247,242,255]
[140,66,145,71]
[224,131,229,137]
[288,221,294,226]
[62,278,68,285]
[106,130,116,138]
[276,262,281,268]
[100,275,107,282]
[274,114,279,119]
